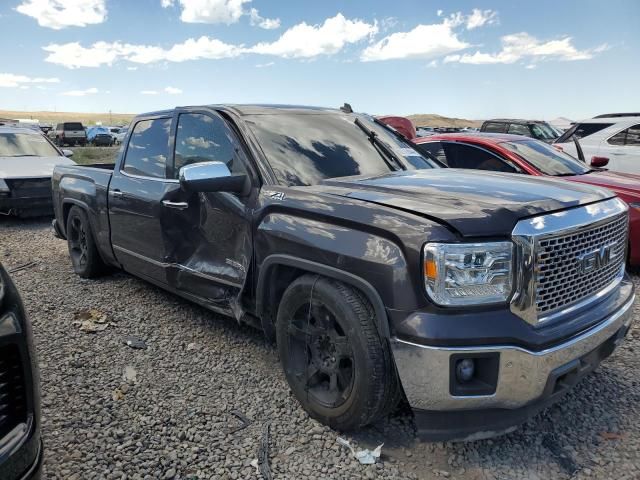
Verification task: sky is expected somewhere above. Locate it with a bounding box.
[0,0,638,120]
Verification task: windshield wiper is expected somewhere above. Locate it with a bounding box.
[354,118,406,171]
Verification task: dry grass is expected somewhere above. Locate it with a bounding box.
[406,114,482,128]
[69,146,119,165]
[0,109,135,127]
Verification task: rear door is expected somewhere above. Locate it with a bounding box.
[599,123,640,174]
[108,114,181,284]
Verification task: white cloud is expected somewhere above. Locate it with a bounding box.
[0,73,60,88]
[255,61,274,68]
[127,66,138,71]
[177,0,249,24]
[161,0,174,7]
[436,9,443,16]
[466,9,498,30]
[447,33,604,65]
[525,64,537,69]
[43,37,242,68]
[249,8,280,29]
[250,13,378,58]
[361,20,469,62]
[16,0,106,29]
[61,87,98,96]
[164,86,182,94]
[141,90,158,95]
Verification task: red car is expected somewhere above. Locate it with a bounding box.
[410,133,640,266]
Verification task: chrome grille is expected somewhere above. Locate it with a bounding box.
[535,213,628,315]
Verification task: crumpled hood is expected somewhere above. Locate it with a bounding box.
[321,169,615,237]
[0,156,75,179]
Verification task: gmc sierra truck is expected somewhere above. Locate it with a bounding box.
[51,105,635,441]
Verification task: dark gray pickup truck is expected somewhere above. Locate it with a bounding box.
[51,105,635,440]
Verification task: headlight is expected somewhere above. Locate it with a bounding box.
[423,242,513,306]
[0,179,9,194]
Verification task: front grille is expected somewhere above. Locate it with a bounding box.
[535,213,628,316]
[0,345,27,439]
[5,178,52,199]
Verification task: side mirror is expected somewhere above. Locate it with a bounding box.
[590,156,609,168]
[179,161,246,193]
[62,149,74,158]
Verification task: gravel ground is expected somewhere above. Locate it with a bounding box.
[1,217,639,480]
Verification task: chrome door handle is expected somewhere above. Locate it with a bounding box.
[162,200,189,210]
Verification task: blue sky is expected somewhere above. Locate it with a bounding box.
[1,0,638,120]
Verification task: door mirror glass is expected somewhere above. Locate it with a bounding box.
[590,156,609,168]
[62,149,74,157]
[179,161,246,193]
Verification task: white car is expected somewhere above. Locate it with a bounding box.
[114,126,128,145]
[555,116,640,174]
[0,126,76,217]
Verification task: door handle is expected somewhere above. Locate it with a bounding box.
[112,190,123,197]
[162,200,189,210]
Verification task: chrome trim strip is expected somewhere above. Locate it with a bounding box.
[119,170,180,183]
[510,197,628,326]
[391,294,634,411]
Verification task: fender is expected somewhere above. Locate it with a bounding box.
[256,254,391,339]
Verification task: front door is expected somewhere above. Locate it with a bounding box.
[161,109,255,310]
[109,115,181,284]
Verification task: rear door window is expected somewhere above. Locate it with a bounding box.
[608,124,640,146]
[122,118,171,179]
[483,122,507,133]
[441,143,518,172]
[416,142,447,164]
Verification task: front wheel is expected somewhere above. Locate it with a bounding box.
[66,206,105,278]
[276,275,398,430]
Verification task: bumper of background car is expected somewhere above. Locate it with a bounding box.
[391,290,635,441]
[0,195,53,217]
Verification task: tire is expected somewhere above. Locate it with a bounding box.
[276,274,398,430]
[66,206,105,278]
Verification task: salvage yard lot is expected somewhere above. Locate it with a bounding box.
[2,218,639,480]
[68,145,119,165]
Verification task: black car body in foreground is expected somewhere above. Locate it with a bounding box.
[51,105,635,440]
[0,264,42,479]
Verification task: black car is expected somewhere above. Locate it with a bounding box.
[480,119,559,143]
[51,105,634,441]
[0,263,42,479]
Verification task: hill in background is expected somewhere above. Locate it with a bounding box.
[0,109,135,126]
[406,113,482,128]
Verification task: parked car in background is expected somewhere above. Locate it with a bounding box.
[52,122,87,147]
[412,132,640,266]
[480,119,559,143]
[376,115,416,140]
[0,262,42,479]
[554,116,640,174]
[416,126,436,137]
[114,127,128,145]
[0,126,75,217]
[51,104,634,440]
[87,127,114,146]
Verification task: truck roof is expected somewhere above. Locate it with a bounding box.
[139,104,343,119]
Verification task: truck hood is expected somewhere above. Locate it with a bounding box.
[564,170,640,201]
[321,169,615,237]
[0,156,76,179]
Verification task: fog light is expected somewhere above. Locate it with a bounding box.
[455,358,475,383]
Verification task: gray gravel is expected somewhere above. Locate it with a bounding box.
[1,217,639,480]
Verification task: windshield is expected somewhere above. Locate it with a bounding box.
[246,112,438,186]
[530,123,558,140]
[0,132,60,157]
[500,139,590,176]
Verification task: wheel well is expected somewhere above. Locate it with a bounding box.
[257,256,390,340]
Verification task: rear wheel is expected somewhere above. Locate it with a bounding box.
[66,206,105,278]
[276,274,398,430]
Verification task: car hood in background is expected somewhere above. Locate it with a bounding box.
[564,170,640,200]
[0,156,76,179]
[321,169,615,237]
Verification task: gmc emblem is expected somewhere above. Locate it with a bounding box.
[578,243,617,274]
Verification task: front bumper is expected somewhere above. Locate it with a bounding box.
[391,290,635,440]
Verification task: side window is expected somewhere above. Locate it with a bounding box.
[608,129,627,146]
[507,124,530,136]
[174,113,246,179]
[416,142,448,165]
[442,143,518,173]
[122,118,171,179]
[483,122,507,133]
[574,123,613,139]
[626,124,640,146]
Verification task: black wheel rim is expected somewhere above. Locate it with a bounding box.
[68,216,88,267]
[287,301,355,408]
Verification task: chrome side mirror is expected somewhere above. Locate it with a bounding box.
[179,161,246,193]
[62,149,74,158]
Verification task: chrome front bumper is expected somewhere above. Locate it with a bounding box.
[392,294,635,412]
